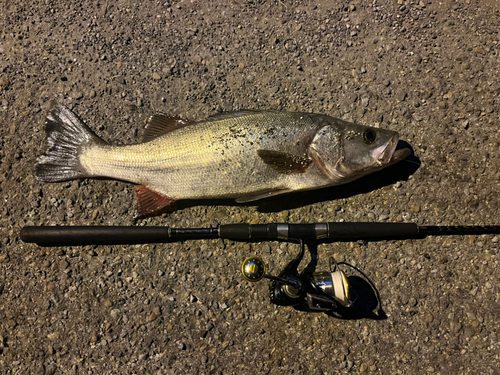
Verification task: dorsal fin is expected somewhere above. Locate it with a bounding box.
[205,110,266,122]
[142,114,197,142]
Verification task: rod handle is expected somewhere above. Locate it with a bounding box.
[20,226,172,246]
[219,222,420,241]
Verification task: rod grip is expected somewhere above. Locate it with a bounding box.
[219,222,420,241]
[21,226,172,246]
[219,224,277,240]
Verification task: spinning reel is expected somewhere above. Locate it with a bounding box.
[22,222,500,316]
[242,241,354,313]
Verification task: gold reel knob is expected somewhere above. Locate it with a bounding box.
[241,256,267,282]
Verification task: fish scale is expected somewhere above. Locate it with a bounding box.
[82,112,321,199]
[36,105,410,215]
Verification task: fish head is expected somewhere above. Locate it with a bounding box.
[309,123,410,183]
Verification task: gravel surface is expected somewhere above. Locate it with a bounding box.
[1,0,500,374]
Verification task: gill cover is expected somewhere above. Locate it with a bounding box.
[309,121,400,182]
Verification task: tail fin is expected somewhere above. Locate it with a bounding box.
[35,105,106,182]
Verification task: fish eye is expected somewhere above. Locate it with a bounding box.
[363,129,377,144]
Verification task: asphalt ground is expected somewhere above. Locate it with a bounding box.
[1,1,499,374]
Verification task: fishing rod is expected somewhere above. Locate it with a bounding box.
[20,222,500,315]
[20,222,500,247]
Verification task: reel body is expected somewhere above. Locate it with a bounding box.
[242,241,353,313]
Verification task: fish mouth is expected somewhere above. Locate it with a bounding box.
[375,135,411,166]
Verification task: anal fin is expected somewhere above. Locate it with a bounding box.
[135,185,175,216]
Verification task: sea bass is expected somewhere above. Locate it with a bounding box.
[36,105,410,216]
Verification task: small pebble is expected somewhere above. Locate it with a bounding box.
[0,77,10,88]
[473,46,484,54]
[110,309,120,319]
[452,321,463,333]
[410,205,421,213]
[261,244,271,254]
[221,101,233,112]
[334,253,345,263]
[47,332,59,341]
[152,72,161,80]
[147,306,161,322]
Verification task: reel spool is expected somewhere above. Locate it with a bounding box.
[311,269,351,308]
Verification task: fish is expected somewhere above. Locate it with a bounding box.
[35,105,410,216]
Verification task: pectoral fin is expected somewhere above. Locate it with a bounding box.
[236,188,293,203]
[257,149,311,174]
